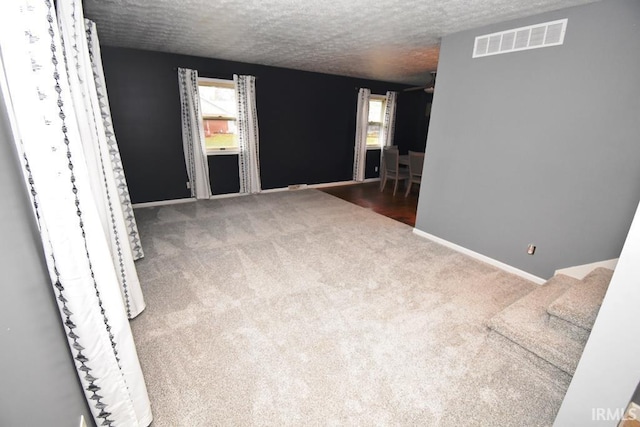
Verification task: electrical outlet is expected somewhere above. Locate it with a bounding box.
[527,244,536,255]
[375,166,379,172]
[186,181,191,189]
[79,415,87,427]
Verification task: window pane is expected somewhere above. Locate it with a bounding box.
[199,82,238,151]
[366,123,381,146]
[203,119,238,150]
[199,85,236,118]
[368,99,383,122]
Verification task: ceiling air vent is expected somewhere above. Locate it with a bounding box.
[473,18,567,58]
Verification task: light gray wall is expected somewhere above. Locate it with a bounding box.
[0,92,92,424]
[415,0,640,278]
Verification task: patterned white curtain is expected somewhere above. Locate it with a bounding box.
[86,20,144,261]
[234,74,262,194]
[57,1,145,317]
[0,1,152,426]
[353,88,371,182]
[381,91,398,147]
[178,68,212,199]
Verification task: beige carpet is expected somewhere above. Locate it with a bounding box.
[131,190,567,426]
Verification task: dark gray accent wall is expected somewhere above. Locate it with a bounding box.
[365,149,382,180]
[100,47,429,202]
[416,0,640,279]
[0,93,92,425]
[208,155,240,195]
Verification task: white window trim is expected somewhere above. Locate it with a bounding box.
[207,148,240,156]
[198,77,239,156]
[198,77,234,87]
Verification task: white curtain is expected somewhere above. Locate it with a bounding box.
[86,20,144,261]
[353,88,371,182]
[0,1,152,426]
[234,74,262,194]
[57,0,146,318]
[381,91,398,148]
[178,68,212,199]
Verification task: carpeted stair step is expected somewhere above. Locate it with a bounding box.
[546,267,614,341]
[547,313,591,342]
[487,274,586,376]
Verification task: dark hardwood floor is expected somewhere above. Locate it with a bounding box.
[319,181,419,227]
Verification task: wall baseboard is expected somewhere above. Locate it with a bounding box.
[135,179,382,206]
[362,178,381,183]
[209,192,244,200]
[311,180,356,188]
[554,258,618,280]
[260,187,291,194]
[262,179,380,194]
[312,179,380,188]
[412,228,546,285]
[132,198,195,208]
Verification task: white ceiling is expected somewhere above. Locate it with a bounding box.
[84,0,596,86]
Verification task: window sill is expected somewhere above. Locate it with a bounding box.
[366,145,382,151]
[207,149,240,156]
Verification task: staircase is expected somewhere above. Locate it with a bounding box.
[487,267,614,378]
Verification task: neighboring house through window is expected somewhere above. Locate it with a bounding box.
[198,78,238,154]
[366,95,386,149]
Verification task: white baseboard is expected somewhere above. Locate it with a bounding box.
[260,187,290,194]
[135,179,383,206]
[262,179,380,194]
[309,180,353,189]
[554,258,618,280]
[309,179,380,188]
[132,198,195,208]
[362,178,381,184]
[412,228,546,285]
[209,192,245,200]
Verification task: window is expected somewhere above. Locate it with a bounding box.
[198,78,238,154]
[366,95,386,148]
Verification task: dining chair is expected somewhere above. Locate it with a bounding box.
[381,147,409,196]
[379,145,399,189]
[405,151,425,197]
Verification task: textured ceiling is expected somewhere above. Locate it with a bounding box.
[84,0,596,86]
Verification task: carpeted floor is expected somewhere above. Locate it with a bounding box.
[131,190,568,426]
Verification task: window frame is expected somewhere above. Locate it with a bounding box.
[198,77,240,156]
[366,95,386,150]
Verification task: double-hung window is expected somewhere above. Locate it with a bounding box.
[366,95,386,149]
[198,78,238,154]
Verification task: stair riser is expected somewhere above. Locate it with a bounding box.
[545,268,614,332]
[487,331,573,389]
[487,321,578,376]
[548,315,590,342]
[484,274,596,383]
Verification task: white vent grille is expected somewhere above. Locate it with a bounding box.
[473,19,567,58]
